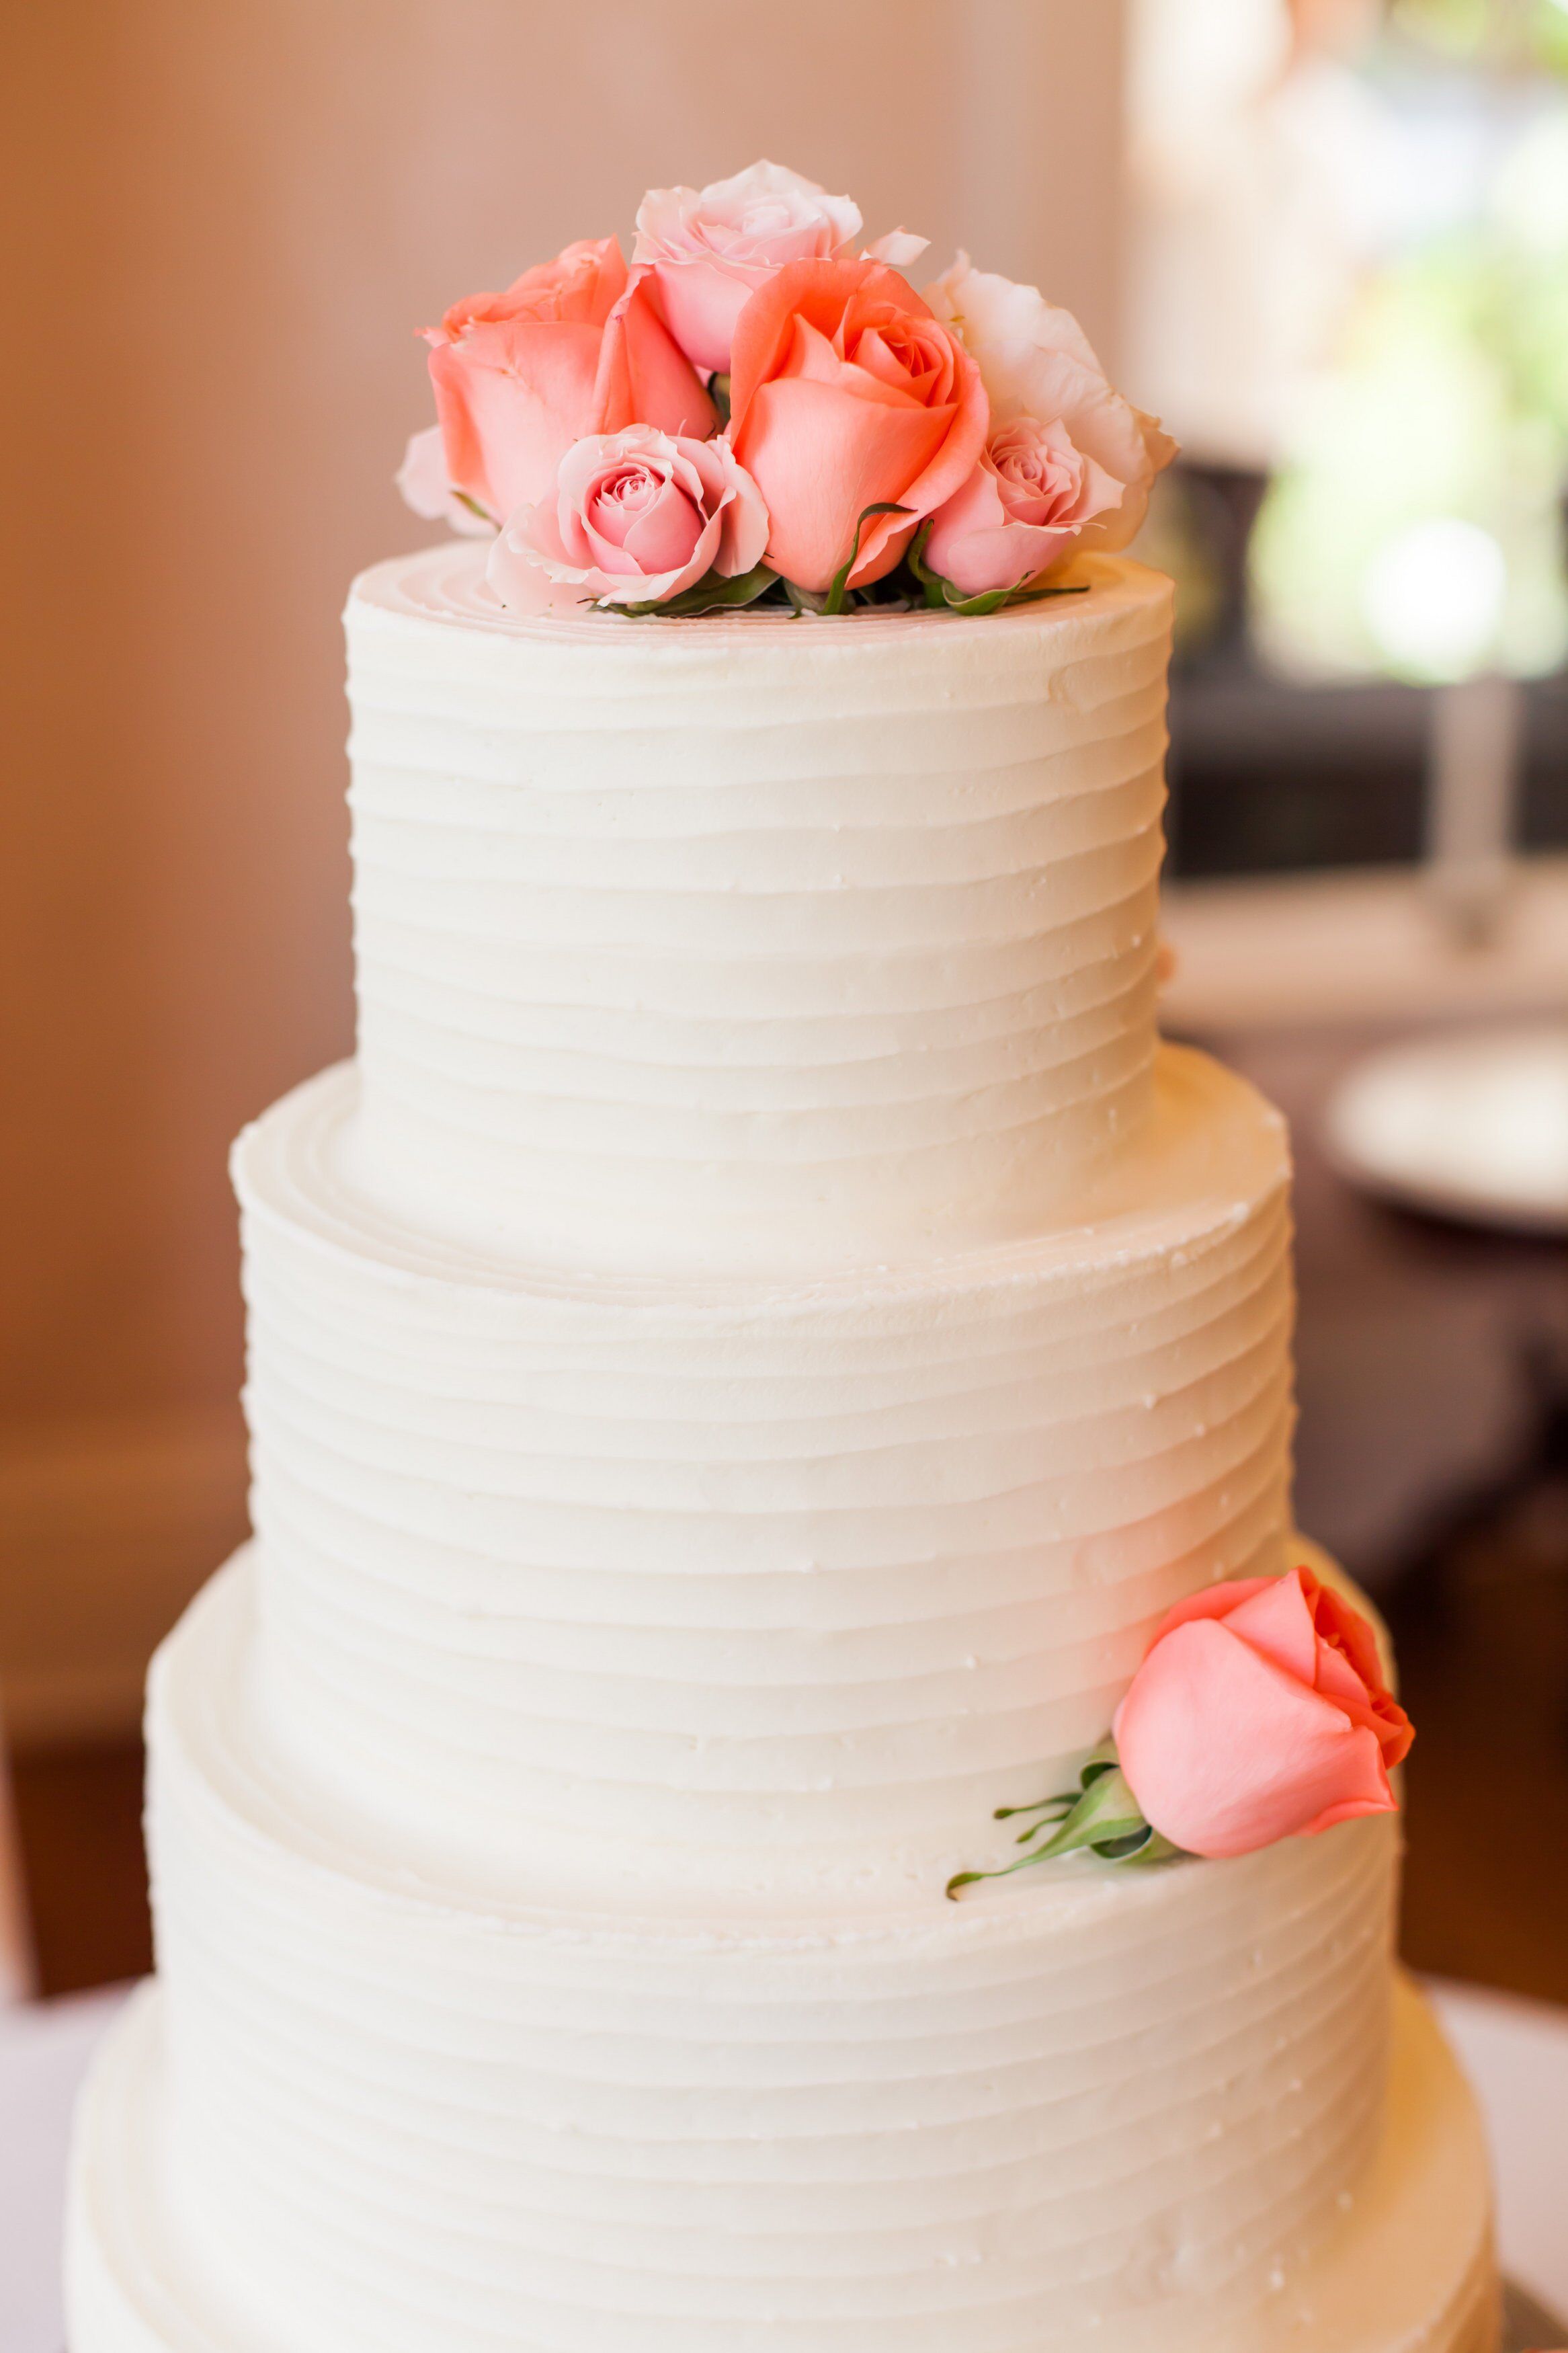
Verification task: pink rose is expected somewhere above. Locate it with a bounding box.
[923,415,1127,598]
[486,426,768,616]
[634,161,864,378]
[926,256,1175,554]
[423,237,714,526]
[727,258,989,594]
[1113,1568,1413,1861]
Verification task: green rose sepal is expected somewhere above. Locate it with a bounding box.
[946,1737,1182,1900]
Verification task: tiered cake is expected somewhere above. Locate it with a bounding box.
[66,544,1497,2352]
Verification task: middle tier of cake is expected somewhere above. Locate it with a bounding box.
[236,1040,1294,1909]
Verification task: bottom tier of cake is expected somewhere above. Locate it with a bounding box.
[65,1558,1498,2353]
[69,1977,1497,2353]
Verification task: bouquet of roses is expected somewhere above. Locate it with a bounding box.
[399,159,1175,621]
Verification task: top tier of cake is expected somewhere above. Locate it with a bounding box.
[343,545,1173,1274]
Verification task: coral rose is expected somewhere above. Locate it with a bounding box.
[634,161,864,378]
[923,415,1127,598]
[727,258,988,593]
[424,237,714,526]
[486,426,768,616]
[927,256,1175,553]
[1114,1568,1413,1861]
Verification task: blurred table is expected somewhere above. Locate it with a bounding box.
[1,1987,123,2353]
[1164,861,1568,1585]
[3,1979,1566,2352]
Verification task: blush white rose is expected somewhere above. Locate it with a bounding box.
[634,159,928,379]
[925,255,1176,563]
[634,161,865,378]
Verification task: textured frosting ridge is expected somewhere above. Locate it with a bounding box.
[343,546,1173,1271]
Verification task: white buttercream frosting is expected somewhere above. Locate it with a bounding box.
[63,539,1502,2347]
[236,1044,1293,1903]
[342,545,1173,1272]
[69,1985,1499,2353]
[63,1563,1496,2353]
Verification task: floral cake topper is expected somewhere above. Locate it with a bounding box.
[399,160,1176,619]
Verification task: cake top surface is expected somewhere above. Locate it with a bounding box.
[348,539,1174,672]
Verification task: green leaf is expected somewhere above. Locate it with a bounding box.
[784,580,829,616]
[1005,581,1094,607]
[939,577,1094,617]
[942,584,1017,616]
[905,520,948,610]
[454,490,496,528]
[662,561,780,616]
[603,563,780,621]
[709,372,733,426]
[823,502,914,616]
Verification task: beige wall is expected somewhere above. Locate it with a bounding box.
[0,0,1129,1743]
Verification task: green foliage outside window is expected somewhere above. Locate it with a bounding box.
[1390,0,1568,73]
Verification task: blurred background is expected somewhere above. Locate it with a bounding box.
[1,0,1564,2018]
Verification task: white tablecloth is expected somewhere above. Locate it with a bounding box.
[5,1980,1566,2353]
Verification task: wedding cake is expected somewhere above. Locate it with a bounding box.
[67,164,1499,2352]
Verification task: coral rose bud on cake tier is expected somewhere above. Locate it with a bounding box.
[487,426,768,615]
[1114,1568,1414,1861]
[922,414,1128,598]
[727,257,989,593]
[927,254,1175,555]
[422,237,714,526]
[947,1565,1414,1902]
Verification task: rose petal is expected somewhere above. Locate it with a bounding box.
[1150,1575,1280,1644]
[395,424,494,535]
[429,319,608,518]
[652,260,755,378]
[689,442,770,577]
[1309,1577,1390,1700]
[739,374,951,591]
[622,474,707,574]
[924,462,1073,596]
[595,506,723,606]
[864,229,930,268]
[1221,1570,1321,1685]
